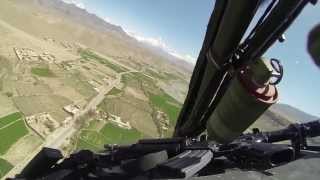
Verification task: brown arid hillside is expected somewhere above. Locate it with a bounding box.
[1,1,319,179]
[0,1,193,177]
[0,0,193,79]
[250,103,319,132]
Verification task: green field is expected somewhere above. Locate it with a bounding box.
[77,122,143,152]
[120,71,181,126]
[107,87,122,96]
[145,69,165,80]
[0,120,28,155]
[31,67,55,77]
[0,112,22,128]
[78,130,107,150]
[0,158,13,179]
[149,92,182,125]
[86,119,105,130]
[121,73,136,87]
[77,138,101,152]
[78,49,128,73]
[145,69,180,81]
[77,120,106,152]
[100,123,142,144]
[121,72,158,94]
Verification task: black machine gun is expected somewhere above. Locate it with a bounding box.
[11,120,320,180]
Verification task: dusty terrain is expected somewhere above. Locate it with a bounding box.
[0,0,191,178]
[1,1,317,179]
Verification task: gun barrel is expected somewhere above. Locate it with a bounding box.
[302,120,320,137]
[265,120,320,143]
[107,138,187,161]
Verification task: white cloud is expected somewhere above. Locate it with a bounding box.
[103,17,112,23]
[127,31,168,49]
[62,0,85,9]
[169,52,196,64]
[125,30,196,64]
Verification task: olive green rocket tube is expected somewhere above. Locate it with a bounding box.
[308,24,320,68]
[207,58,278,143]
[174,0,260,137]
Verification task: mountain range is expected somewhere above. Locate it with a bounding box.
[47,0,318,125]
[7,0,318,127]
[269,103,318,123]
[36,0,195,72]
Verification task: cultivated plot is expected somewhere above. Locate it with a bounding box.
[0,112,28,155]
[13,95,71,121]
[76,120,143,152]
[0,158,13,179]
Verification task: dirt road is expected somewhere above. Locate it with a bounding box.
[3,69,138,179]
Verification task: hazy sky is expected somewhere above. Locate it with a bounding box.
[265,4,320,117]
[62,0,320,117]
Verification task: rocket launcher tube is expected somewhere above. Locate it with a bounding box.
[207,58,278,143]
[210,0,260,66]
[174,0,260,137]
[308,24,320,68]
